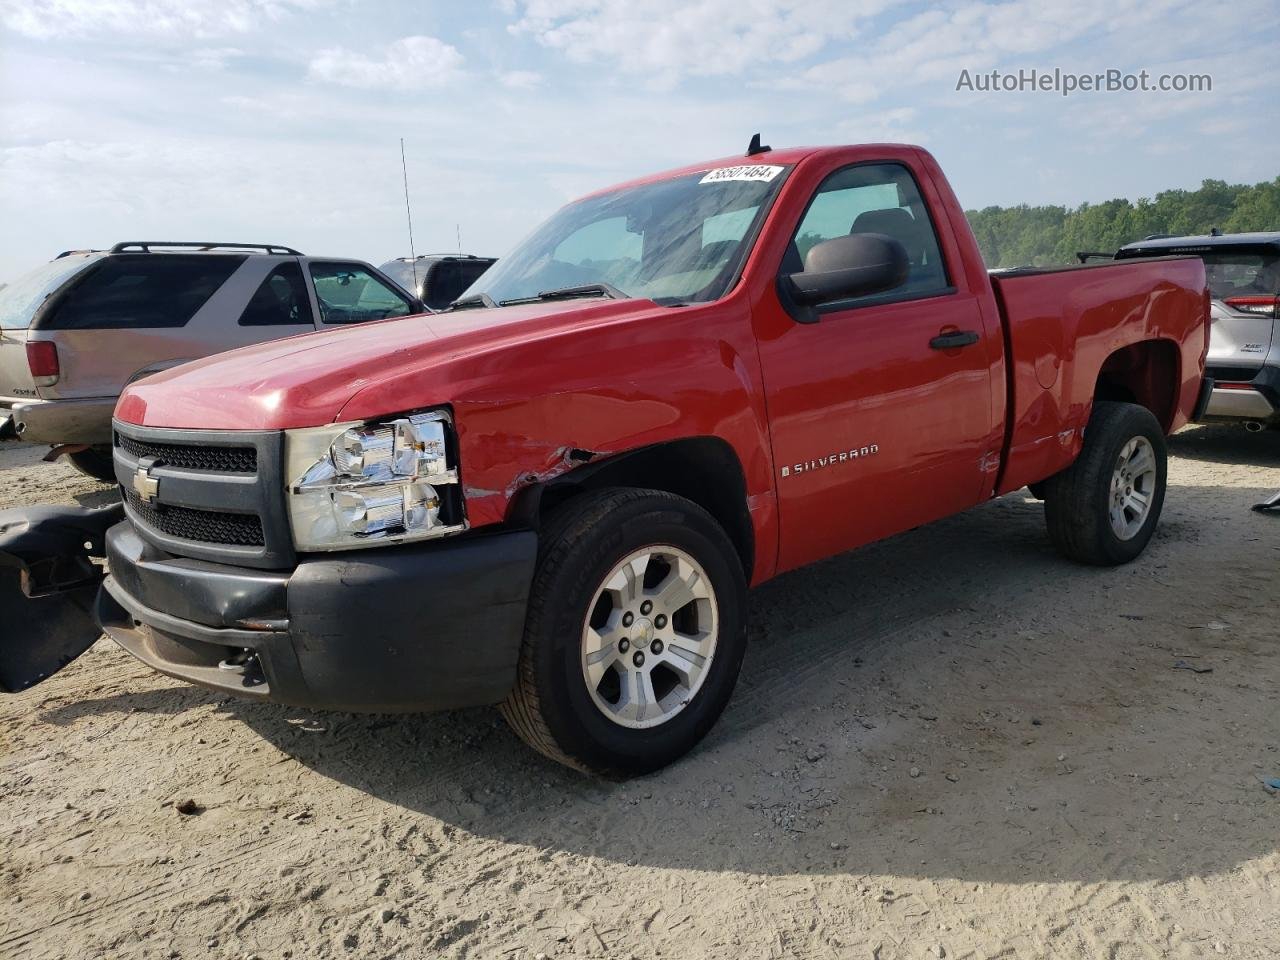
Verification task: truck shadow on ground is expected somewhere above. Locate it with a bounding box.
[213,464,1278,886]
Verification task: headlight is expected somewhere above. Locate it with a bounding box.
[285,410,466,551]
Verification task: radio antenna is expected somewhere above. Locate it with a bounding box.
[456,223,462,256]
[400,138,418,291]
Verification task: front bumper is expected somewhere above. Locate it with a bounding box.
[4,396,117,445]
[99,521,538,712]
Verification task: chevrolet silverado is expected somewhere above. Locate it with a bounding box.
[1,142,1209,776]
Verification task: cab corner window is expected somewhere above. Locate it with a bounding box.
[785,162,950,307]
[238,262,314,327]
[310,263,413,325]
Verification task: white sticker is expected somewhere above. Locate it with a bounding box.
[698,164,784,185]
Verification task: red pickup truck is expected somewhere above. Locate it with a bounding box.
[1,142,1209,776]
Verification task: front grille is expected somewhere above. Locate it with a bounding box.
[125,489,265,547]
[115,433,257,473]
[113,422,292,568]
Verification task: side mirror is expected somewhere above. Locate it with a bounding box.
[785,233,910,307]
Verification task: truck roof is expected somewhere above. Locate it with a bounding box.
[577,144,925,200]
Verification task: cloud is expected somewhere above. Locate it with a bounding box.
[507,0,904,87]
[307,35,465,90]
[789,0,1280,120]
[0,0,329,39]
[499,69,543,89]
[831,106,924,145]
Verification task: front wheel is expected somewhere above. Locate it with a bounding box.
[500,488,747,777]
[1042,401,1167,565]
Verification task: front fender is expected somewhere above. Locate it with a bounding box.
[0,502,122,692]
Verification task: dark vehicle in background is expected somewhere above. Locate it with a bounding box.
[1116,232,1280,429]
[0,242,423,479]
[379,254,496,310]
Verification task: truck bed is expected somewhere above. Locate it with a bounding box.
[989,256,1208,496]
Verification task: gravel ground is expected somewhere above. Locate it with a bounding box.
[1,426,1278,960]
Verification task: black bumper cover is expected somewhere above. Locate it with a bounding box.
[99,522,537,712]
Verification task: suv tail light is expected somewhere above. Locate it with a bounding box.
[1223,295,1279,318]
[26,341,60,387]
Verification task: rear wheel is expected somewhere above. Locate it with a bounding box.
[500,488,747,777]
[67,447,116,484]
[1043,401,1167,565]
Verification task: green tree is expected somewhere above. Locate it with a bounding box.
[965,174,1280,268]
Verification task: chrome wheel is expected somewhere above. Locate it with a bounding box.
[580,545,719,730]
[1109,435,1157,540]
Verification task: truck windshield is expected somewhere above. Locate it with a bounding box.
[458,166,790,307]
[0,255,99,330]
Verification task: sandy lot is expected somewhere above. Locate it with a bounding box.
[1,427,1277,960]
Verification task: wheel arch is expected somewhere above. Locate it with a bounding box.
[508,436,754,578]
[1093,338,1181,433]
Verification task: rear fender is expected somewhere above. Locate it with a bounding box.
[0,502,123,693]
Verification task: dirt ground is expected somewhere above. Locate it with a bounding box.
[1,427,1277,960]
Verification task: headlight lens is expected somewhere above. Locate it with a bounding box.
[285,410,465,551]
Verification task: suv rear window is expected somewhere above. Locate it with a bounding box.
[39,254,245,330]
[1202,252,1279,300]
[0,255,98,330]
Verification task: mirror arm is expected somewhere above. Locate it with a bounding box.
[776,275,821,324]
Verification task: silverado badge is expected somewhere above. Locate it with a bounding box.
[781,444,880,478]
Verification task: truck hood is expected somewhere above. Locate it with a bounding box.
[115,298,661,430]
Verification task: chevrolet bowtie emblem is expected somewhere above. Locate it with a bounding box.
[132,465,160,503]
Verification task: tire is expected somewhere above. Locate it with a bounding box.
[500,488,748,777]
[1043,401,1167,566]
[67,447,116,484]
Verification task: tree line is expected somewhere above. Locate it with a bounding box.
[965,175,1280,268]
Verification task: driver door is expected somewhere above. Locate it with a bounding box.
[754,161,999,573]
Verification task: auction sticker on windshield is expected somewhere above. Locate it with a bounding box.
[699,165,784,185]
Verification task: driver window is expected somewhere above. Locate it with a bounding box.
[785,162,950,303]
[310,263,413,325]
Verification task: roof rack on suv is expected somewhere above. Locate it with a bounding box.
[391,253,490,262]
[109,241,303,255]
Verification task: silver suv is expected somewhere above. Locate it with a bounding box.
[0,242,423,479]
[1116,232,1279,430]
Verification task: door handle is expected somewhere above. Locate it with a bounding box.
[929,330,980,350]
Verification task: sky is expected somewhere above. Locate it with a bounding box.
[1,0,1277,281]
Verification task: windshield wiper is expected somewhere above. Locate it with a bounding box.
[500,283,629,306]
[448,292,497,310]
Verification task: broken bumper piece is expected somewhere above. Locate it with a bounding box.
[0,502,123,693]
